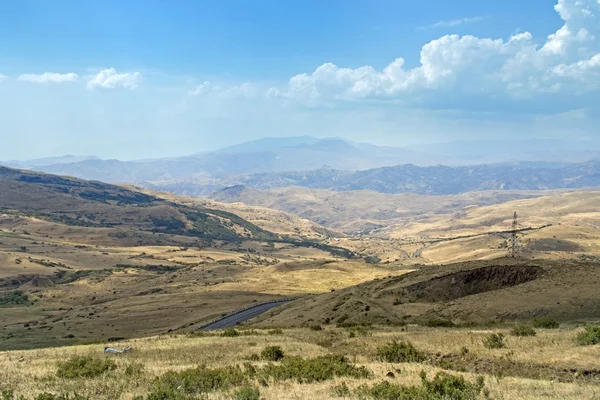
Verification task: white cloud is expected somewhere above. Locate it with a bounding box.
[86,68,141,90]
[418,16,489,30]
[17,72,79,84]
[188,81,258,98]
[0,74,6,82]
[270,0,600,111]
[188,81,213,96]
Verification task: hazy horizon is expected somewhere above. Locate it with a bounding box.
[1,0,599,160]
[2,135,600,163]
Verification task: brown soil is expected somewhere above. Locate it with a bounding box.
[404,265,542,302]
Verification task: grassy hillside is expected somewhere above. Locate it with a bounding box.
[132,185,340,241]
[0,166,277,244]
[209,185,600,265]
[1,324,599,399]
[251,259,600,328]
[210,185,559,233]
[0,167,402,350]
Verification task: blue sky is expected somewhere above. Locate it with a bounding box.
[0,0,598,160]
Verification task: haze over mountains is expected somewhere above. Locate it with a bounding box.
[1,136,599,198]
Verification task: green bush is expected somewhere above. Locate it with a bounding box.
[34,395,88,400]
[56,355,116,379]
[422,372,485,399]
[232,386,261,400]
[222,328,240,337]
[357,381,424,399]
[376,341,425,363]
[0,290,31,307]
[153,365,247,396]
[357,371,486,400]
[533,317,559,329]
[261,355,371,383]
[135,389,195,400]
[261,346,285,361]
[483,333,505,349]
[510,325,537,337]
[575,325,600,346]
[1,391,88,400]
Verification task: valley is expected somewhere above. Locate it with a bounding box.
[1,164,599,399]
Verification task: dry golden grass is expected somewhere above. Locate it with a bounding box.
[0,212,407,350]
[1,326,598,399]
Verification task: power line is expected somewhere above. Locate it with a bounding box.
[508,211,520,258]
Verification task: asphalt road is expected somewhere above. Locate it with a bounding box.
[199,300,293,330]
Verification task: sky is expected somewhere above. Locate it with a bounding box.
[0,0,598,160]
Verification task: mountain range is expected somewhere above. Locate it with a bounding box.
[1,136,599,197]
[155,160,600,196]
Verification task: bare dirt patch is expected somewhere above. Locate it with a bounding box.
[404,265,542,302]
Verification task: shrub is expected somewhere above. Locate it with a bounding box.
[356,371,486,400]
[533,317,559,329]
[575,325,600,346]
[483,333,505,349]
[376,341,425,363]
[232,386,260,400]
[510,325,537,337]
[260,355,371,383]
[309,325,323,331]
[267,329,283,335]
[261,346,284,361]
[357,381,424,399]
[0,290,31,307]
[222,328,240,337]
[422,372,485,400]
[153,365,247,396]
[245,354,260,361]
[34,395,88,400]
[56,355,116,378]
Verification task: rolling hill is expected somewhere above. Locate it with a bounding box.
[209,185,555,232]
[1,167,409,350]
[251,259,600,328]
[0,165,278,244]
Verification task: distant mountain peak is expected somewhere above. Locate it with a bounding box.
[217,136,320,154]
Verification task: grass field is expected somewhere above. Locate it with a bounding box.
[1,324,599,399]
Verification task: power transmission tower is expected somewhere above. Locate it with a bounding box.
[507,211,519,258]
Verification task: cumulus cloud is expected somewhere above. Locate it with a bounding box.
[86,68,141,90]
[270,0,600,111]
[188,81,258,98]
[17,72,79,83]
[418,16,489,30]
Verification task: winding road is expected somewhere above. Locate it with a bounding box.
[198,300,294,330]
